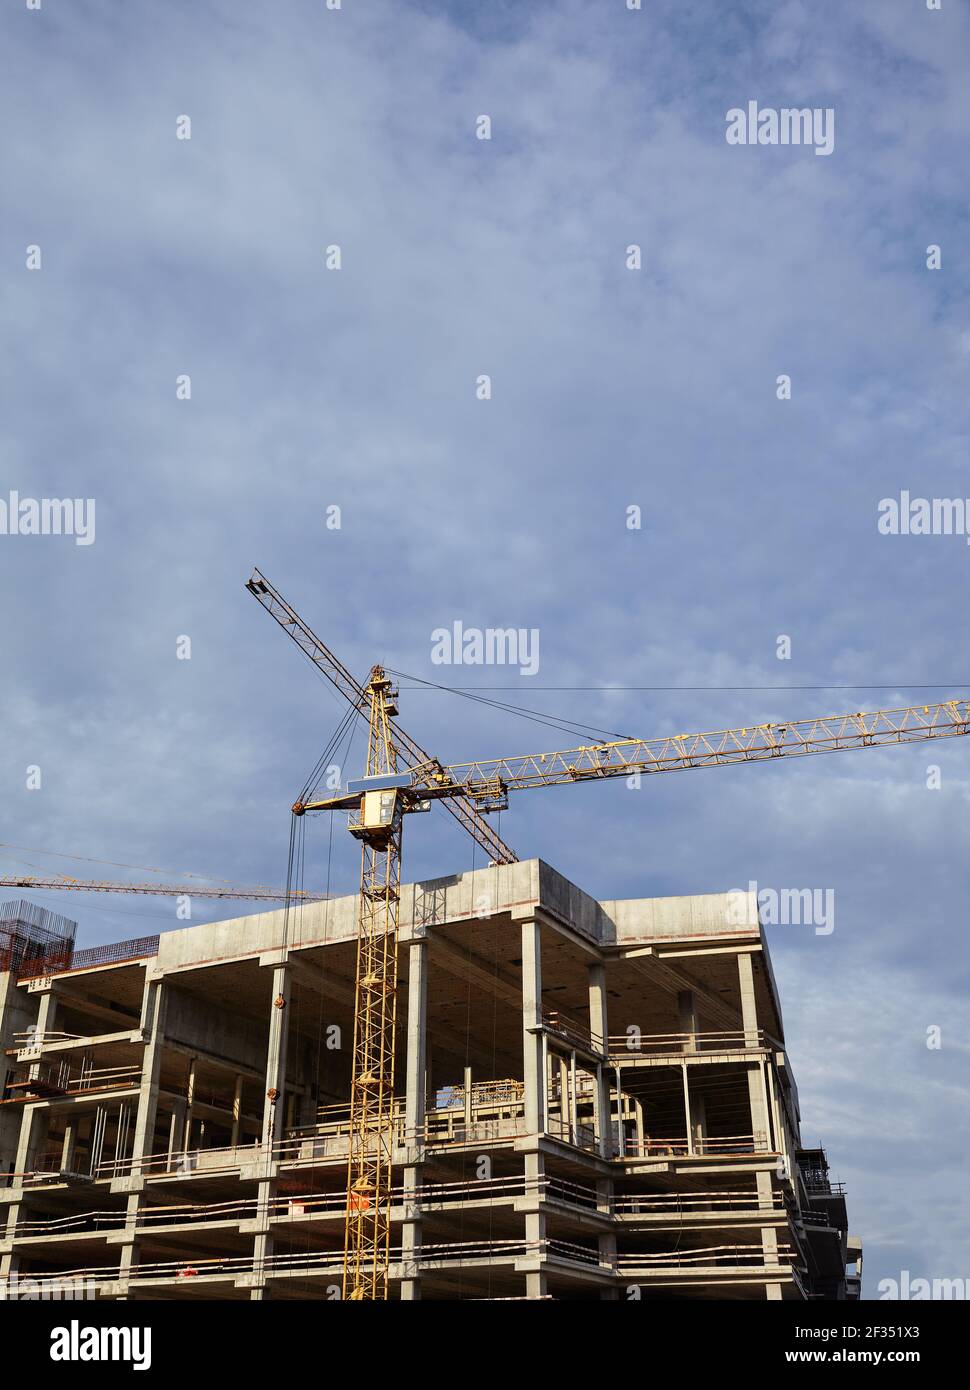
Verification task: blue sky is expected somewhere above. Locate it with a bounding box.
[1,0,968,1297]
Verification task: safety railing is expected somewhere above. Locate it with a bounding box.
[89,1126,774,1184]
[98,1140,263,1180]
[798,1166,846,1196]
[15,1148,86,1182]
[13,1229,797,1281]
[542,1010,605,1054]
[613,1189,785,1215]
[22,1235,593,1289]
[609,1028,771,1057]
[12,1172,604,1238]
[622,1132,771,1158]
[434,1078,525,1109]
[312,1089,527,1137]
[13,1231,797,1290]
[3,1060,142,1101]
[422,1107,526,1146]
[545,1238,604,1267]
[616,1242,796,1272]
[11,1030,84,1047]
[544,1112,599,1152]
[12,1194,261,1237]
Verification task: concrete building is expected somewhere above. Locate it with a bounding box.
[0,861,861,1300]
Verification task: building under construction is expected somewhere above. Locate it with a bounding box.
[0,862,861,1300]
[2,574,956,1302]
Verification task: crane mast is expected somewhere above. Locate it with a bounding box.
[342,668,404,1300]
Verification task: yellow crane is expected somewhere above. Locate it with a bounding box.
[247,571,970,1300]
[246,569,517,1300]
[0,876,321,902]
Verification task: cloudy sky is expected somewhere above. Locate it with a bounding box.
[2,0,968,1297]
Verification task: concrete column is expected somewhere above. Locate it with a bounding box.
[569,1051,578,1143]
[8,988,60,1191]
[250,1174,274,1302]
[677,989,700,1052]
[11,1102,43,1178]
[766,1062,789,1179]
[183,1059,197,1153]
[596,1177,618,1298]
[520,920,545,1135]
[129,979,167,1169]
[230,1074,243,1148]
[739,952,771,1152]
[166,1108,181,1166]
[401,934,428,1301]
[756,1167,783,1298]
[521,929,548,1294]
[557,1054,569,1141]
[261,964,291,1150]
[523,1150,546,1298]
[588,959,617,1291]
[0,971,41,1176]
[746,1066,771,1153]
[587,962,608,1052]
[28,989,58,1076]
[249,961,292,1301]
[738,952,760,1047]
[462,1066,472,1129]
[0,1093,48,1274]
[60,1117,77,1172]
[681,1062,693,1155]
[588,963,611,1156]
[541,1033,550,1127]
[119,976,168,1281]
[690,1092,707,1151]
[403,939,429,1138]
[676,990,708,1150]
[760,1059,778,1152]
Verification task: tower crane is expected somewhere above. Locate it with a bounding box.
[0,876,321,902]
[247,570,970,1301]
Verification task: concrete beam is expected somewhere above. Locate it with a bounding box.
[622,950,740,1031]
[430,936,522,1011]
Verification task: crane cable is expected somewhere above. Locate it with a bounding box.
[385,668,635,742]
